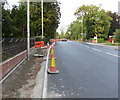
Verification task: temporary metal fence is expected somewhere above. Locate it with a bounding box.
[1,38,35,62]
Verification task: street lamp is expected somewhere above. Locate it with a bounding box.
[81,10,85,41]
[27,0,30,60]
[41,0,44,39]
[27,0,44,60]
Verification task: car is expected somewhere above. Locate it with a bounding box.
[61,38,67,41]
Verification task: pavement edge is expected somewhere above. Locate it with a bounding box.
[30,47,50,98]
[42,47,50,98]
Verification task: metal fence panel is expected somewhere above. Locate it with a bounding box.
[1,38,35,62]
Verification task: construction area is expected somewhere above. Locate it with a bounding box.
[2,47,48,98]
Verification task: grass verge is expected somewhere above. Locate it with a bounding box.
[104,43,120,46]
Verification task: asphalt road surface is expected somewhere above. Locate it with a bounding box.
[47,41,118,98]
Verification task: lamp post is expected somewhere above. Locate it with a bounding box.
[41,0,44,39]
[81,11,85,41]
[27,0,30,60]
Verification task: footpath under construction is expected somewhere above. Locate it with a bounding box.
[1,40,59,98]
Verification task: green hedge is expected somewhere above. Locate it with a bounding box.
[98,38,104,43]
[114,29,120,42]
[32,36,49,44]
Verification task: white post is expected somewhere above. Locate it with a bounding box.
[96,34,98,43]
[27,0,30,60]
[41,0,44,39]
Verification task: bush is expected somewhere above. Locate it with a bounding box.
[114,29,120,42]
[33,36,49,45]
[90,38,94,40]
[98,38,104,43]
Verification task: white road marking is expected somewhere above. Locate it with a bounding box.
[92,48,101,52]
[76,42,119,62]
[79,44,83,46]
[84,45,90,48]
[105,52,119,58]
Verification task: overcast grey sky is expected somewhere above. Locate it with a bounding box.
[7,0,120,33]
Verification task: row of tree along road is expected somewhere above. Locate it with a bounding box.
[2,0,61,61]
[2,1,120,45]
[2,1,61,42]
[60,5,120,43]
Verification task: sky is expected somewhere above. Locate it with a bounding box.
[7,0,120,33]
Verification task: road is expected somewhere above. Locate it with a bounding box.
[47,41,118,98]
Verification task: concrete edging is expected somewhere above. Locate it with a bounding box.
[42,47,50,98]
[30,47,50,98]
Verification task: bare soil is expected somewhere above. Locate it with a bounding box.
[2,48,47,98]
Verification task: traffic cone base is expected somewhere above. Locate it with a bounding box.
[48,69,59,74]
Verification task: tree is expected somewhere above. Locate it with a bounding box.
[114,29,120,42]
[67,21,82,40]
[60,30,65,39]
[107,12,120,36]
[2,3,27,38]
[2,1,61,41]
[74,5,112,40]
[30,2,61,41]
[65,31,70,39]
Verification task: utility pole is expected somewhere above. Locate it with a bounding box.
[41,0,44,39]
[27,0,30,60]
[82,15,84,35]
[81,11,84,41]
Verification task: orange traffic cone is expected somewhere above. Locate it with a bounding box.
[52,42,56,46]
[50,48,54,55]
[50,46,56,59]
[51,45,54,49]
[48,58,59,74]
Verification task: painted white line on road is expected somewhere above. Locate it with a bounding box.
[105,52,119,57]
[91,48,101,52]
[84,45,90,48]
[79,44,83,46]
[42,47,50,98]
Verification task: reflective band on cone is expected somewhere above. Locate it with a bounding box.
[50,49,54,55]
[49,66,56,72]
[51,53,55,58]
